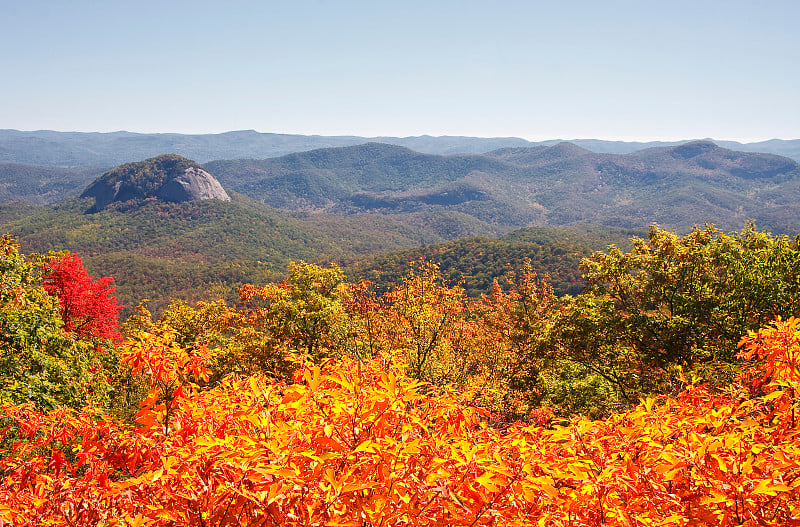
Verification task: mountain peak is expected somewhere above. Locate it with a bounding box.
[544,142,592,157]
[80,154,230,212]
[670,141,720,159]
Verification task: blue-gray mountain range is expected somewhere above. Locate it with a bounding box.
[1,129,799,167]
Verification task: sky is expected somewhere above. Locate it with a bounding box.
[2,0,798,142]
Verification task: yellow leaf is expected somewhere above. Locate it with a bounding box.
[711,454,728,473]
[700,489,728,505]
[309,366,322,391]
[475,472,502,493]
[752,479,791,496]
[353,440,376,453]
[568,464,592,481]
[387,372,397,396]
[664,465,685,481]
[762,390,786,402]
[521,484,538,502]
[267,482,284,504]
[325,468,338,490]
[342,481,380,493]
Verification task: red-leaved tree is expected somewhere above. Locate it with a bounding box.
[42,253,123,341]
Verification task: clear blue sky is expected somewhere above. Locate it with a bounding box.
[2,0,798,141]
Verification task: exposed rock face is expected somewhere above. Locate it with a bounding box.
[81,154,230,212]
[155,166,229,203]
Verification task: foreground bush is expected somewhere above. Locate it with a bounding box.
[2,318,799,526]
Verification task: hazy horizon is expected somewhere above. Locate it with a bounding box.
[2,127,797,145]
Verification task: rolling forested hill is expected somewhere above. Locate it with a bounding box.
[206,140,800,233]
[1,188,642,316]
[0,163,105,204]
[0,194,504,315]
[4,139,798,235]
[346,225,644,298]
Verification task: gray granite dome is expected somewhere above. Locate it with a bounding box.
[81,154,230,212]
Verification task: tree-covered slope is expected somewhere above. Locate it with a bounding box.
[4,140,799,233]
[0,195,500,315]
[207,141,800,233]
[4,139,799,314]
[345,225,644,298]
[0,163,105,205]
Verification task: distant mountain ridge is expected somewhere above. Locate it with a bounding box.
[205,140,800,233]
[2,140,799,234]
[1,129,799,167]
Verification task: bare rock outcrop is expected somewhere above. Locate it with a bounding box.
[81,154,230,212]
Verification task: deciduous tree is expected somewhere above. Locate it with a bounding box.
[556,224,800,402]
[0,236,114,409]
[42,252,123,342]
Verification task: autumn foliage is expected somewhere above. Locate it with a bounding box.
[42,252,122,342]
[2,229,800,525]
[0,317,799,525]
[0,237,121,409]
